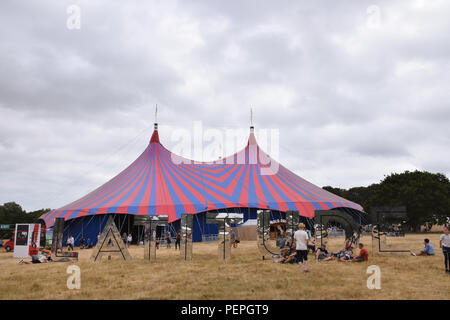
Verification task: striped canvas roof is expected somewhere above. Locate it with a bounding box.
[40,126,363,227]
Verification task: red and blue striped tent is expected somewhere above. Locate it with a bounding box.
[40,125,363,243]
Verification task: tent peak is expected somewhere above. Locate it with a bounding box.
[150,123,160,143]
[248,126,257,146]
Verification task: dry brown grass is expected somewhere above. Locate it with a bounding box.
[0,234,448,300]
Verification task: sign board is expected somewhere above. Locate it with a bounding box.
[13,224,41,258]
[370,206,407,223]
[0,224,13,230]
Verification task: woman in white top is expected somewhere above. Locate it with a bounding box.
[127,234,132,247]
[440,226,450,274]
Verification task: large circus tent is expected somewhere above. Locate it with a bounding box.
[39,124,364,244]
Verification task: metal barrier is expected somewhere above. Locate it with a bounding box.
[202,234,218,242]
[328,230,346,238]
[157,237,175,246]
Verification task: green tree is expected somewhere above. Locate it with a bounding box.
[0,202,26,224]
[323,186,347,198]
[27,208,52,222]
[0,202,52,224]
[367,171,450,231]
[323,171,450,231]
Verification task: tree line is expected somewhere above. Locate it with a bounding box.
[323,170,450,231]
[0,202,50,225]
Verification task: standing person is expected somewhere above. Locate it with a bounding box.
[127,234,132,247]
[166,231,172,248]
[97,232,103,245]
[294,223,310,272]
[230,229,236,248]
[153,230,159,249]
[79,236,85,249]
[66,235,74,251]
[175,231,181,250]
[352,230,360,245]
[440,226,450,274]
[122,232,127,245]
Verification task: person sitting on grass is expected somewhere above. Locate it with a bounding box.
[315,243,332,261]
[334,240,352,259]
[411,238,435,256]
[274,241,297,264]
[277,241,292,256]
[336,243,354,262]
[274,241,291,261]
[352,243,369,262]
[20,248,52,264]
[307,237,316,254]
[338,249,353,262]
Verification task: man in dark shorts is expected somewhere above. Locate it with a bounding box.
[296,249,308,265]
[294,223,310,272]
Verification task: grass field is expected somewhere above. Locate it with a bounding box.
[0,234,448,300]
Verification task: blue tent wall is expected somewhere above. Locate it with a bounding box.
[60,208,262,245]
[62,214,109,247]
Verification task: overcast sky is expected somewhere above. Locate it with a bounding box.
[1,0,449,212]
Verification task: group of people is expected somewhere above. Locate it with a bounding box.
[155,230,175,249]
[149,230,180,250]
[274,223,369,272]
[66,235,94,250]
[78,236,93,249]
[275,224,450,275]
[59,227,243,252]
[314,241,368,262]
[160,229,239,250]
[121,233,133,247]
[410,226,450,274]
